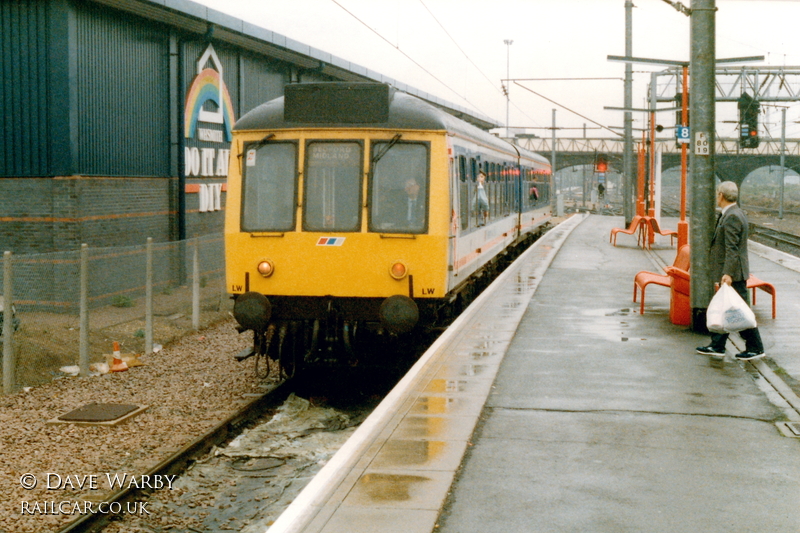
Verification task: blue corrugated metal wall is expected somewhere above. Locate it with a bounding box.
[75,2,171,176]
[0,0,51,177]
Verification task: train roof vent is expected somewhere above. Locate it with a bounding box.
[284,82,390,124]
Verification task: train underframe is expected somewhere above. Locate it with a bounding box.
[232,227,546,378]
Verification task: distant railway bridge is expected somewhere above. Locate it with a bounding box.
[517,137,800,186]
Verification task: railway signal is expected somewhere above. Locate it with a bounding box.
[595,154,608,173]
[738,92,760,148]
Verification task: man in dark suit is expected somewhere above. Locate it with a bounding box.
[372,178,426,232]
[697,181,765,360]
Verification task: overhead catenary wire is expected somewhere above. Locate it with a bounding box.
[329,0,490,117]
[513,81,623,137]
[416,0,540,127]
[417,0,500,96]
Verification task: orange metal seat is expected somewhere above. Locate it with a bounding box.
[647,217,678,247]
[633,245,690,315]
[610,215,644,246]
[747,274,776,319]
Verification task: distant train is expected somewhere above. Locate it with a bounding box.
[224,82,551,373]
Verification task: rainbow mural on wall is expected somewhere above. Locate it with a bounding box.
[184,68,236,141]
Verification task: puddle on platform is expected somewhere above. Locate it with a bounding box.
[426,378,470,393]
[466,350,504,360]
[410,395,481,416]
[357,473,430,502]
[471,340,508,351]
[574,307,645,342]
[377,440,447,467]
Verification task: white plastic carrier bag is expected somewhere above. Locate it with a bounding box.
[706,283,757,333]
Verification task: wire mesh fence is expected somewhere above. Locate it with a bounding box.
[0,233,232,393]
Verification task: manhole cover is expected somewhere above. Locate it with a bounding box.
[51,402,148,425]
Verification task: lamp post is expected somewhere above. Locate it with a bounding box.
[504,39,513,138]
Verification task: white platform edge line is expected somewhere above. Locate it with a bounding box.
[749,240,800,274]
[265,213,588,533]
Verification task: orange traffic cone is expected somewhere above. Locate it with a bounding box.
[110,341,128,372]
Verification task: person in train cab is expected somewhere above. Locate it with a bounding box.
[476,171,490,226]
[696,181,765,360]
[372,174,426,232]
[402,178,425,225]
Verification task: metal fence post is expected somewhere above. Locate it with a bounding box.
[192,238,200,330]
[145,237,153,355]
[79,244,89,376]
[3,251,15,394]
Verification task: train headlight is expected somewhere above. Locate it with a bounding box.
[389,261,408,280]
[257,260,275,277]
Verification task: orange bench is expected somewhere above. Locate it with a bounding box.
[747,274,776,319]
[612,216,678,248]
[633,245,690,315]
[611,215,644,247]
[648,217,678,247]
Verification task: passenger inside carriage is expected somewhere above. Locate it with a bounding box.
[476,171,489,226]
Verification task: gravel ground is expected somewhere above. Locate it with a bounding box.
[0,319,272,533]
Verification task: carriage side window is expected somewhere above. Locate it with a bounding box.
[458,155,469,230]
[369,142,429,233]
[241,142,297,232]
[303,141,362,232]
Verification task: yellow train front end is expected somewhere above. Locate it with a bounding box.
[225,128,450,333]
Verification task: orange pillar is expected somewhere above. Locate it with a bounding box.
[677,65,690,249]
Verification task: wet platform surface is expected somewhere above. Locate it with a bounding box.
[269,214,800,533]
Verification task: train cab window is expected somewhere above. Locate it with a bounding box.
[303,141,362,232]
[241,142,297,232]
[369,142,429,233]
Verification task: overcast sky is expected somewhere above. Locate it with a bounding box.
[193,0,800,140]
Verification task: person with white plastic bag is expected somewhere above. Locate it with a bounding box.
[696,181,765,360]
[706,283,757,333]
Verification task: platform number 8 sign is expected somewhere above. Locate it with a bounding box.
[676,126,690,144]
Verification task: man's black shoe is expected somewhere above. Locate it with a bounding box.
[696,346,725,357]
[735,351,765,361]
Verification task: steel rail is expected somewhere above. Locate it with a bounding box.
[54,379,292,533]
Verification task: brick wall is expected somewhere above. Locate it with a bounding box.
[0,176,175,254]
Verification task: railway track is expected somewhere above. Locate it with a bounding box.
[55,380,294,533]
[662,203,800,258]
[749,224,800,257]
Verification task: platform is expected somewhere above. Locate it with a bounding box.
[267,214,800,533]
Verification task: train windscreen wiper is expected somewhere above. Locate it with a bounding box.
[372,134,402,164]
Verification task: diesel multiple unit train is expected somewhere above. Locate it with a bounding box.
[225,82,551,373]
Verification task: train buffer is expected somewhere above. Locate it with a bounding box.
[266,214,800,533]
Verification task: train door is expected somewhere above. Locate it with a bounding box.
[448,139,459,278]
